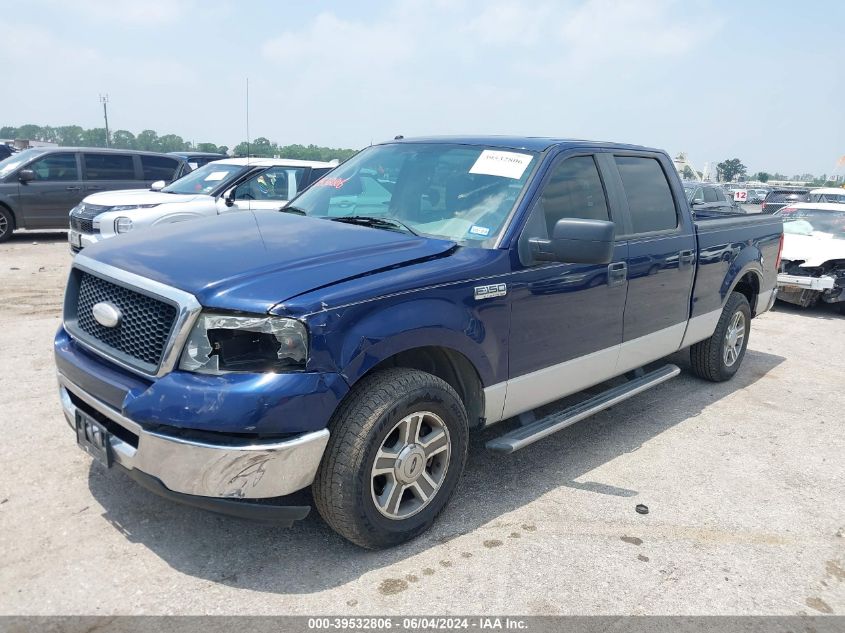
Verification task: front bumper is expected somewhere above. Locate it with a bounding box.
[68,230,104,253]
[777,272,836,291]
[58,372,330,501]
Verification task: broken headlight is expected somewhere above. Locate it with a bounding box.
[179,313,308,374]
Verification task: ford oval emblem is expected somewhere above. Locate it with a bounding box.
[92,301,122,328]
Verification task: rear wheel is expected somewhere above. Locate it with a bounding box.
[0,206,13,243]
[313,368,468,549]
[690,292,751,382]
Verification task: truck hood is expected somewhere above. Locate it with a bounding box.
[80,211,457,313]
[781,233,845,267]
[83,189,206,206]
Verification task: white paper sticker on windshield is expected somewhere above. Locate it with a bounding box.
[204,171,228,181]
[469,150,533,180]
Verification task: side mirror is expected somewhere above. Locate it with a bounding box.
[150,180,166,191]
[529,218,615,264]
[18,169,35,183]
[223,187,236,207]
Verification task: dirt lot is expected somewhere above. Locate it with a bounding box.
[0,230,843,615]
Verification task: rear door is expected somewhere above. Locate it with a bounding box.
[16,151,83,228]
[81,152,143,196]
[611,153,696,373]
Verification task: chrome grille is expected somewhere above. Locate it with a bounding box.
[69,203,109,235]
[71,271,178,371]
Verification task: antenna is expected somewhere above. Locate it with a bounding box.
[245,77,250,162]
[99,94,110,147]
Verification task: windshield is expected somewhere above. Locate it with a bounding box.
[810,191,845,203]
[162,162,247,195]
[0,148,44,178]
[287,143,537,246]
[778,206,845,239]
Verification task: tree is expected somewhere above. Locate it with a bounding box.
[55,125,85,146]
[717,158,747,182]
[753,172,770,183]
[135,129,160,151]
[157,134,188,152]
[0,126,16,138]
[196,142,222,154]
[682,165,695,180]
[15,124,43,141]
[111,129,137,149]
[80,128,108,147]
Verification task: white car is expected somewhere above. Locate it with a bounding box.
[775,202,845,313]
[808,187,845,204]
[68,157,336,252]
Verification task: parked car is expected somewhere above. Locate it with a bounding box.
[761,187,810,214]
[0,148,191,242]
[746,189,768,204]
[808,187,845,204]
[0,144,13,160]
[775,202,845,313]
[55,136,782,548]
[68,157,336,252]
[684,181,741,214]
[167,151,227,171]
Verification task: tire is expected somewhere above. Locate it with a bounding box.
[313,368,469,549]
[0,206,13,243]
[690,291,752,382]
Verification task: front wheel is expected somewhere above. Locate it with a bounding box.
[690,291,752,382]
[0,206,13,243]
[313,368,468,549]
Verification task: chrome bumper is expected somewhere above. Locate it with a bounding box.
[58,373,329,499]
[777,273,836,291]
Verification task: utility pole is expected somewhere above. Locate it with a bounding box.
[100,94,110,147]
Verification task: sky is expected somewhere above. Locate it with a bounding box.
[1,0,843,176]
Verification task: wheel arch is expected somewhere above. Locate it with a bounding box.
[350,345,486,429]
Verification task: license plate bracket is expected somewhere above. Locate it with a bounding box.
[69,231,82,248]
[75,411,113,467]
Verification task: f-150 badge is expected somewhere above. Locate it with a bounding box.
[474,283,507,300]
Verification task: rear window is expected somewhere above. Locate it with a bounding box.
[766,191,809,203]
[140,155,180,181]
[83,153,135,180]
[615,156,678,233]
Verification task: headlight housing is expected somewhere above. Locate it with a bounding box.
[110,204,159,211]
[114,217,133,233]
[179,313,308,374]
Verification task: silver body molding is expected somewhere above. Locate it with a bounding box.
[483,312,722,425]
[58,373,329,499]
[69,254,203,379]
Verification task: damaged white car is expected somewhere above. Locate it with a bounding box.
[776,202,845,313]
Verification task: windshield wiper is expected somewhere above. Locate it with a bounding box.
[330,215,418,236]
[279,205,307,215]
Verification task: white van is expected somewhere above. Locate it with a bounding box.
[68,157,336,252]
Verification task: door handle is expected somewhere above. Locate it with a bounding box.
[65,186,81,191]
[679,249,696,266]
[607,261,627,287]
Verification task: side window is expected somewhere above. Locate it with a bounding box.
[714,188,726,202]
[703,187,718,203]
[235,167,307,201]
[28,153,79,181]
[308,168,333,186]
[83,153,136,180]
[523,155,609,239]
[690,187,704,203]
[140,155,180,181]
[614,156,678,233]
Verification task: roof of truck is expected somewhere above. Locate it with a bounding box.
[388,135,660,153]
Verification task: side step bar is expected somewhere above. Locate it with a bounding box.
[486,364,681,454]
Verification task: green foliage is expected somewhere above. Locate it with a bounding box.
[681,165,695,180]
[717,158,747,182]
[1,123,357,161]
[752,171,770,183]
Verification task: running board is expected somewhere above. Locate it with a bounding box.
[486,364,681,454]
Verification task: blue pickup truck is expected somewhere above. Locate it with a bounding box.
[55,136,783,548]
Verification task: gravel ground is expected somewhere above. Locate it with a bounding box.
[0,230,843,616]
